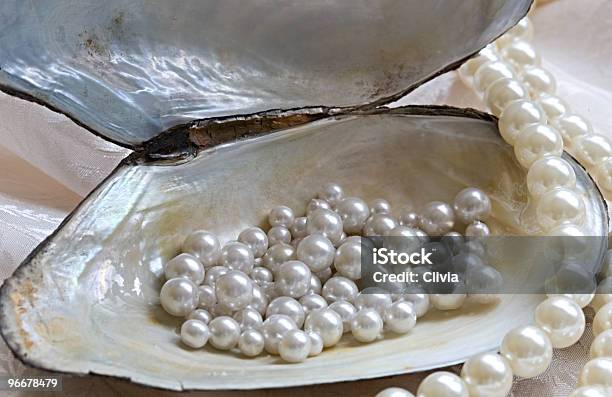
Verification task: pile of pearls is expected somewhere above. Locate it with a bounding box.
[160,183,497,363]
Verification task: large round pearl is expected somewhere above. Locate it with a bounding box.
[219,242,255,274]
[307,198,332,215]
[569,386,609,397]
[329,300,357,333]
[571,134,612,169]
[501,40,540,69]
[187,309,212,324]
[363,214,398,236]
[550,114,592,145]
[182,230,221,268]
[384,301,417,334]
[260,314,297,355]
[591,329,612,359]
[534,296,585,348]
[499,100,546,145]
[536,188,585,231]
[399,293,430,318]
[593,158,612,193]
[453,188,491,224]
[215,270,253,311]
[307,331,324,356]
[484,77,528,116]
[431,293,466,311]
[275,260,312,298]
[460,353,513,397]
[238,227,268,258]
[527,156,576,197]
[279,329,311,363]
[417,372,469,397]
[250,266,273,285]
[233,307,263,330]
[375,387,415,397]
[334,240,362,280]
[267,226,292,246]
[318,183,344,206]
[248,284,268,316]
[304,308,343,347]
[208,316,241,350]
[474,61,516,93]
[370,198,391,215]
[322,276,359,303]
[593,302,612,336]
[351,308,383,343]
[514,123,564,168]
[307,208,344,245]
[268,205,295,228]
[198,285,217,311]
[262,243,296,273]
[180,319,210,349]
[266,296,305,327]
[299,294,328,314]
[578,358,612,387]
[336,197,371,234]
[297,234,335,272]
[164,253,205,285]
[536,93,570,120]
[519,65,556,96]
[419,201,455,236]
[500,325,553,378]
[203,265,228,287]
[355,289,393,316]
[160,277,199,317]
[238,329,265,357]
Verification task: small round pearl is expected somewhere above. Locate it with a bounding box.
[334,241,362,280]
[484,77,528,116]
[550,114,592,145]
[197,285,216,311]
[593,302,612,336]
[375,387,415,397]
[351,308,383,343]
[591,329,612,359]
[453,187,491,224]
[275,260,312,298]
[307,198,332,214]
[238,227,269,258]
[208,316,241,350]
[266,296,305,327]
[160,277,199,317]
[291,217,308,239]
[261,314,297,355]
[398,209,420,228]
[267,226,291,246]
[309,274,323,295]
[316,267,333,284]
[459,45,500,84]
[460,353,513,397]
[571,134,612,169]
[499,100,547,146]
[215,270,253,311]
[279,329,311,363]
[238,329,265,357]
[500,325,553,378]
[465,221,490,238]
[297,234,335,272]
[527,156,576,197]
[329,300,357,333]
[187,309,212,324]
[536,188,585,231]
[384,301,417,334]
[262,243,296,273]
[431,293,466,311]
[180,319,210,348]
[219,242,255,274]
[182,230,221,268]
[398,293,430,318]
[299,294,328,314]
[248,284,268,316]
[593,158,612,193]
[474,61,516,93]
[233,307,263,330]
[578,358,612,387]
[370,198,391,215]
[417,372,469,397]
[536,93,570,120]
[534,296,585,348]
[268,205,295,228]
[307,208,344,245]
[355,289,393,316]
[591,278,612,311]
[519,65,556,96]
[363,214,398,236]
[164,253,205,285]
[318,183,344,206]
[250,266,274,285]
[419,201,455,236]
[307,331,324,356]
[514,123,564,168]
[304,308,343,347]
[336,197,371,234]
[203,265,228,287]
[501,40,540,69]
[322,276,359,303]
[569,386,609,397]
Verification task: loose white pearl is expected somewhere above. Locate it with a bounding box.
[336,197,371,234]
[536,188,585,231]
[417,372,469,397]
[160,277,199,317]
[536,93,570,120]
[268,205,295,228]
[275,260,312,298]
[465,221,490,238]
[233,307,263,330]
[238,227,268,258]
[238,329,265,357]
[514,123,563,168]
[453,187,491,224]
[474,61,516,93]
[279,329,311,363]
[250,266,274,285]
[203,265,228,287]
[535,296,585,348]
[484,77,528,116]
[499,100,547,145]
[593,158,612,193]
[267,226,291,246]
[219,242,255,274]
[307,198,333,214]
[458,45,500,84]
[318,183,344,206]
[550,114,592,145]
[300,294,328,314]
[304,308,344,347]
[399,293,430,318]
[375,387,415,397]
[594,302,612,336]
[419,201,455,236]
[248,284,268,316]
[309,274,322,295]
[548,293,595,309]
[501,40,540,69]
[384,301,417,334]
[164,253,205,285]
[370,198,391,215]
[182,230,221,268]
[187,309,212,324]
[291,217,308,239]
[578,358,612,387]
[591,278,612,312]
[215,270,253,311]
[355,289,393,316]
[398,209,420,228]
[322,276,359,303]
[297,234,335,272]
[460,353,513,397]
[334,241,362,280]
[262,243,296,273]
[351,308,384,343]
[316,267,333,284]
[363,214,398,236]
[569,386,609,397]
[571,134,612,169]
[591,329,612,359]
[527,156,576,197]
[519,65,556,96]
[431,293,466,311]
[197,285,217,311]
[261,314,297,354]
[180,319,210,349]
[208,316,241,350]
[329,300,357,333]
[307,208,344,245]
[266,296,305,327]
[500,325,553,378]
[307,331,324,356]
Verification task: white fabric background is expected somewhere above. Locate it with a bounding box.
[0,0,610,395]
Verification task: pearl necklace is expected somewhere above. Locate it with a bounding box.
[376,14,612,397]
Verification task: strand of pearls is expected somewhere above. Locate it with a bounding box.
[376,14,612,397]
